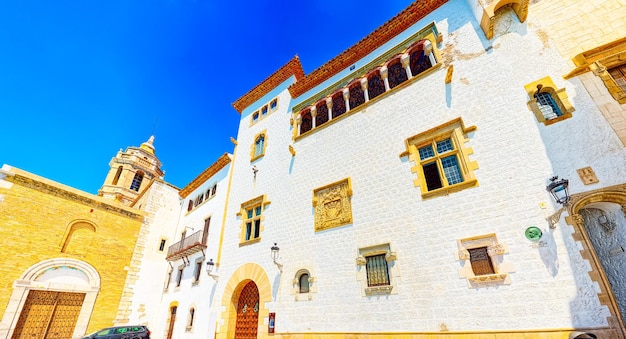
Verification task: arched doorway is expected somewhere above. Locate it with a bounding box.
[1,258,100,339]
[566,184,626,334]
[578,203,626,321]
[234,281,259,338]
[216,263,272,339]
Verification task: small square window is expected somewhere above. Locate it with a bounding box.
[270,99,278,110]
[468,247,495,276]
[158,239,167,252]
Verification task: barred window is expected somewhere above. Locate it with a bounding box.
[365,254,390,287]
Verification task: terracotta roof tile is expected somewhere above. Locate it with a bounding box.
[179,153,232,198]
[232,56,305,113]
[288,0,448,98]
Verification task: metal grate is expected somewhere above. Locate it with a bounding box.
[366,254,390,287]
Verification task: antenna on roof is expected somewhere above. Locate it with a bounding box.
[151,116,159,136]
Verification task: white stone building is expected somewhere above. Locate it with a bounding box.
[125,0,626,338]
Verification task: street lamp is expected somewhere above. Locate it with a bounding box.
[271,243,283,273]
[205,258,219,280]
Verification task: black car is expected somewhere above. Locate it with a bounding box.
[82,325,151,339]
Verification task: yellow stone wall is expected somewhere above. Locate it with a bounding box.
[529,0,626,63]
[0,169,144,335]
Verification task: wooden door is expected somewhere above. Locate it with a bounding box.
[234,281,259,339]
[12,290,85,339]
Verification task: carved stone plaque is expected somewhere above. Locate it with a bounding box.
[577,166,599,185]
[313,178,353,231]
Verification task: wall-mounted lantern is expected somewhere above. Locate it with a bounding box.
[271,243,283,273]
[546,176,570,205]
[205,258,219,281]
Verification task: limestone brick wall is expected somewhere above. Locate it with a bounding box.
[0,166,144,336]
[527,0,626,63]
[117,180,181,328]
[214,0,626,336]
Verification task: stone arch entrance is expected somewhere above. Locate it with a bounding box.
[217,263,272,339]
[0,258,100,339]
[566,183,626,334]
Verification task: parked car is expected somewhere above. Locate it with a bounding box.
[82,325,150,339]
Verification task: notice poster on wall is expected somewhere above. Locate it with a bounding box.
[268,312,275,333]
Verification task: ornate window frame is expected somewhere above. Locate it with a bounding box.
[455,233,514,288]
[355,244,398,296]
[291,268,317,301]
[312,178,353,232]
[524,76,575,125]
[401,117,479,199]
[250,130,267,162]
[238,195,270,245]
[565,36,626,104]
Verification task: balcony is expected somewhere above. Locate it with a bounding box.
[166,230,206,261]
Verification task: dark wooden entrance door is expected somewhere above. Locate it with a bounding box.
[234,281,259,339]
[166,306,177,339]
[12,290,85,339]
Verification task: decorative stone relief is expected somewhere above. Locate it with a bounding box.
[577,167,599,185]
[312,178,353,231]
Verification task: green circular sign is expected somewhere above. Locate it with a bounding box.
[525,226,543,241]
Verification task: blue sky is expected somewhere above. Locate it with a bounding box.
[0,0,413,193]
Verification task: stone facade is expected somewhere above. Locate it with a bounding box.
[0,165,144,338]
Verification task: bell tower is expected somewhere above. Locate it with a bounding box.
[99,136,164,206]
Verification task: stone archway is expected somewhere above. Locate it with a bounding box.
[216,263,272,339]
[0,258,100,339]
[566,183,626,335]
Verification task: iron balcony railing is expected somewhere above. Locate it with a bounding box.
[166,230,206,261]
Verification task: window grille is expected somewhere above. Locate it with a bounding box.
[365,254,390,287]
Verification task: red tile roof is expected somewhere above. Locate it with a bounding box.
[232,56,305,113]
[288,0,448,98]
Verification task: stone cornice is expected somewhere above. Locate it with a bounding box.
[288,0,448,98]
[9,174,144,221]
[179,153,232,198]
[232,56,305,113]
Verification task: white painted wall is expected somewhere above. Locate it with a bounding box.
[212,0,626,334]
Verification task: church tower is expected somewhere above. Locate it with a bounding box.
[99,136,164,206]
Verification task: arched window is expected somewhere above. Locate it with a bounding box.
[112,166,122,185]
[409,41,433,77]
[534,91,563,120]
[387,59,408,89]
[316,101,329,126]
[211,184,217,196]
[187,308,195,329]
[300,110,313,134]
[331,92,346,118]
[368,71,385,100]
[299,273,310,293]
[130,171,144,192]
[254,135,265,158]
[348,82,365,110]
